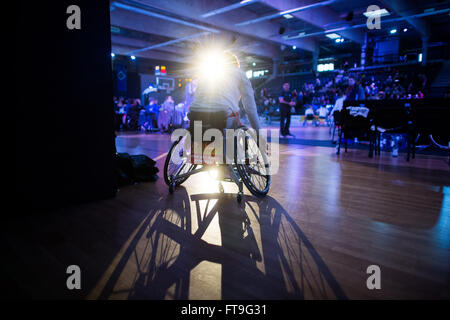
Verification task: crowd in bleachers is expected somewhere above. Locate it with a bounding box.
[258,66,432,121]
[115,64,441,133]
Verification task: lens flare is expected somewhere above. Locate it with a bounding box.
[209,168,219,179]
[196,49,227,82]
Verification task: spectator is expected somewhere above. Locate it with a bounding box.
[124,98,142,130]
[303,105,317,126]
[317,105,329,126]
[346,76,365,100]
[158,96,174,133]
[185,79,198,112]
[140,98,159,132]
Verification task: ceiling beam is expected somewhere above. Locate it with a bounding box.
[111,35,190,55]
[280,8,450,39]
[380,0,429,38]
[235,0,336,26]
[111,1,220,33]
[112,44,189,63]
[258,0,365,44]
[128,0,317,52]
[126,32,211,55]
[201,0,259,18]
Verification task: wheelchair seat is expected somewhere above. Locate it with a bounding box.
[164,109,270,202]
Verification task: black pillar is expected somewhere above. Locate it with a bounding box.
[15,0,117,210]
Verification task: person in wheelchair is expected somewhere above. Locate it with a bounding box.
[163,49,270,202]
[189,50,261,132]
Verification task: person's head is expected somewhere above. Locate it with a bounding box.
[283,83,290,91]
[223,51,240,69]
[348,77,355,87]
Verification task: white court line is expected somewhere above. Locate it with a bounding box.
[153,152,168,161]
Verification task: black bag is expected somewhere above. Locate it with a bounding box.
[116,153,159,186]
[129,154,159,182]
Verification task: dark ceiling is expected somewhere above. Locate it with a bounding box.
[110,0,450,71]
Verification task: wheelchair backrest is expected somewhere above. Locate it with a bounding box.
[187,110,228,164]
[188,110,228,135]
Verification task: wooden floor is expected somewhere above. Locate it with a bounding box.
[5,126,450,299]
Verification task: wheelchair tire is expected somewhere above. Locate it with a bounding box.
[164,136,197,187]
[235,127,270,197]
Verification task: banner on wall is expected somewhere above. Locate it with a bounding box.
[116,64,127,95]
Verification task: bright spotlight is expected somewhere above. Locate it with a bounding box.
[196,49,228,83]
[292,45,297,50]
[111,53,115,58]
[403,28,408,32]
[209,168,219,180]
[252,62,256,66]
[390,29,397,34]
[130,55,136,60]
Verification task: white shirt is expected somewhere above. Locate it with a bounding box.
[190,67,260,130]
[318,107,328,117]
[330,95,346,115]
[305,108,314,116]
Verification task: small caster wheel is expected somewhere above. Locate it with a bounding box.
[237,192,242,203]
[218,182,224,194]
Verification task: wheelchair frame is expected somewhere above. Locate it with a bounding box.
[164,126,270,203]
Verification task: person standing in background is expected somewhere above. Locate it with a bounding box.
[185,79,198,113]
[278,82,296,138]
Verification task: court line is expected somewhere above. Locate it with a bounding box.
[153,152,168,161]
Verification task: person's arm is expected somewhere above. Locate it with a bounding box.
[279,95,296,106]
[239,71,260,131]
[278,96,288,104]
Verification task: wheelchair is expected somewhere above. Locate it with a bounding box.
[163,110,270,203]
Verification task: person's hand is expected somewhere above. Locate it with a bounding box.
[289,101,296,106]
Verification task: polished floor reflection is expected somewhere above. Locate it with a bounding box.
[5,127,450,299]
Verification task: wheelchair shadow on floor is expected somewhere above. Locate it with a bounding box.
[95,187,347,300]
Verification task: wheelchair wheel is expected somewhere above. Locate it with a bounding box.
[235,127,270,197]
[164,135,196,187]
